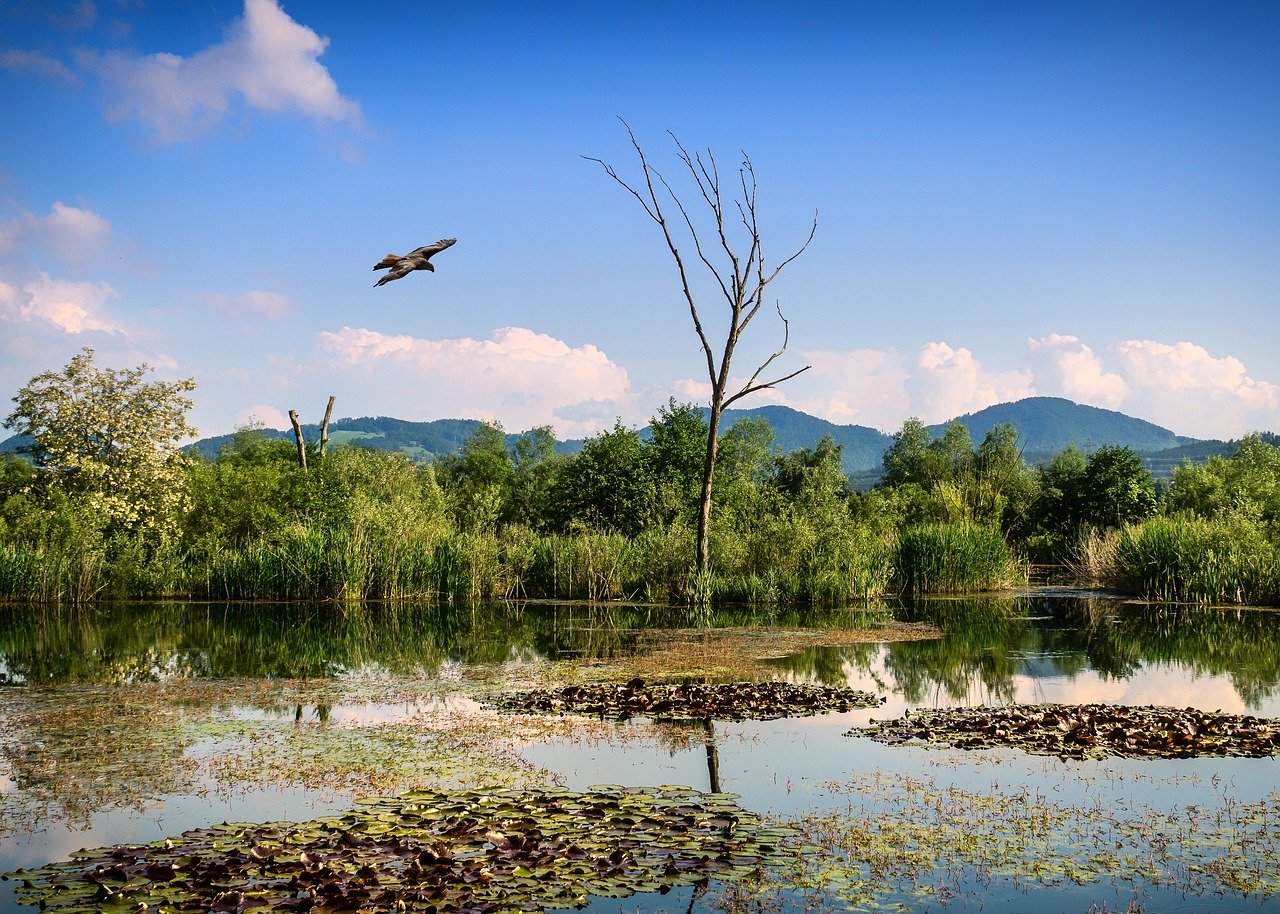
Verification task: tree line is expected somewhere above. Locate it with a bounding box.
[2,349,1277,605]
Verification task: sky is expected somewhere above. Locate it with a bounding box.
[1,0,1278,443]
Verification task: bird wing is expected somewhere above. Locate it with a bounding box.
[373,252,405,270]
[405,237,457,261]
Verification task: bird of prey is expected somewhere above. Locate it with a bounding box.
[373,237,457,287]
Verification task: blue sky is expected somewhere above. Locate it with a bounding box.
[1,0,1277,442]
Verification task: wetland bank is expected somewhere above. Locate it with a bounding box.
[1,593,1278,914]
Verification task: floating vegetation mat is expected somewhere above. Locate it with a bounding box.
[493,678,885,721]
[849,703,1280,760]
[743,771,1280,909]
[6,785,804,913]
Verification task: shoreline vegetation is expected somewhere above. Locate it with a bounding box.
[1,354,1277,608]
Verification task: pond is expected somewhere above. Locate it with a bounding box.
[0,592,1277,913]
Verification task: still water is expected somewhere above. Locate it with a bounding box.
[0,592,1277,913]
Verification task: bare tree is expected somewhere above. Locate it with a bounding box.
[586,122,817,574]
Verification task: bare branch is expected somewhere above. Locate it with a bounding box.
[724,302,810,408]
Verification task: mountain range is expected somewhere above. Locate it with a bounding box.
[2,396,1250,486]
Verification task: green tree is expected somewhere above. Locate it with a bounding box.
[646,400,709,525]
[1081,445,1156,529]
[1165,433,1280,535]
[772,435,850,509]
[506,426,565,529]
[929,423,975,483]
[438,422,513,532]
[548,422,655,536]
[4,348,196,539]
[184,426,300,547]
[881,418,941,488]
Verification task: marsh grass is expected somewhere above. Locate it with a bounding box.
[0,542,104,604]
[894,523,1025,594]
[1100,517,1280,605]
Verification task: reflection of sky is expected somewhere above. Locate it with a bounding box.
[773,645,1280,719]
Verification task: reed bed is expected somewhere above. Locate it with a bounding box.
[893,523,1025,595]
[1108,517,1280,606]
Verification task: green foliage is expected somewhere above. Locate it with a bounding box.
[881,418,939,488]
[437,422,513,533]
[4,348,196,540]
[506,426,565,529]
[1107,516,1280,606]
[894,523,1025,594]
[1080,445,1157,529]
[1165,433,1280,536]
[547,422,655,537]
[646,399,709,525]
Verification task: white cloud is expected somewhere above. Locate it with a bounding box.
[33,202,112,264]
[0,49,79,83]
[907,341,1034,422]
[201,289,295,322]
[84,0,360,143]
[0,201,112,266]
[315,326,633,437]
[0,273,123,334]
[1027,333,1128,408]
[1112,339,1280,438]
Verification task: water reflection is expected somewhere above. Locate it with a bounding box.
[2,596,1277,713]
[767,594,1280,715]
[2,593,1278,914]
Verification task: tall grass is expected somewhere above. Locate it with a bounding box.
[1104,516,1279,605]
[894,523,1024,595]
[0,541,104,603]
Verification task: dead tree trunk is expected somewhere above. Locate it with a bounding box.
[587,121,816,575]
[319,396,335,462]
[288,409,307,471]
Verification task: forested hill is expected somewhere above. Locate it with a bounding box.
[932,397,1196,455]
[9,397,1249,478]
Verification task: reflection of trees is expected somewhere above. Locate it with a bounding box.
[1064,601,1280,707]
[785,595,1280,710]
[883,598,1035,705]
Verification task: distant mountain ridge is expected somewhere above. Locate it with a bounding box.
[932,397,1196,454]
[3,397,1250,484]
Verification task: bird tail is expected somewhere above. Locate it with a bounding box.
[373,254,401,270]
[374,274,393,287]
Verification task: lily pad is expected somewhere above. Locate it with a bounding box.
[849,703,1280,760]
[493,678,884,721]
[6,784,806,913]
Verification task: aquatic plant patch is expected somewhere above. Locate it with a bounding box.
[494,678,885,721]
[7,785,805,913]
[2,675,683,834]
[849,703,1280,760]
[729,771,1280,909]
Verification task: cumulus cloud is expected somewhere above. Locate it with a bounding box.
[200,289,295,322]
[1023,334,1279,438]
[316,326,633,437]
[83,0,360,142]
[235,404,289,430]
[0,272,123,334]
[907,341,1034,422]
[1027,333,1128,408]
[1112,340,1280,438]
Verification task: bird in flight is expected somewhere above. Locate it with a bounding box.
[373,237,457,287]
